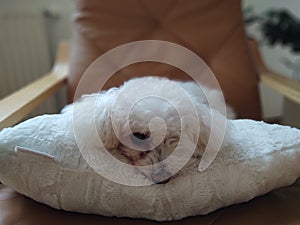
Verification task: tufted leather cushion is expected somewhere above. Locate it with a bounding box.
[69,0,261,119]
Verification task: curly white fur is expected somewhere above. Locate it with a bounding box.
[64,76,234,184]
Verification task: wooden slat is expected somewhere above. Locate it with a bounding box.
[248,39,300,106]
[261,72,300,105]
[0,42,69,130]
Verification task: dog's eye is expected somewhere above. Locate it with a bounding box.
[132,132,149,140]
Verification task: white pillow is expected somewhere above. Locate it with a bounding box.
[0,114,300,221]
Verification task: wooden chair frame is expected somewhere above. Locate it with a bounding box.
[249,40,300,105]
[0,41,299,130]
[0,42,69,130]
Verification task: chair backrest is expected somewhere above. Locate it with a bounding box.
[69,0,261,119]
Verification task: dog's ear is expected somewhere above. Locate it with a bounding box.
[195,104,230,155]
[94,92,119,150]
[95,110,119,150]
[196,104,232,171]
[196,104,211,154]
[70,92,119,151]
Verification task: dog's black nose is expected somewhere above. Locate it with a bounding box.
[133,132,149,140]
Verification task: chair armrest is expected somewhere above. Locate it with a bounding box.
[0,42,70,130]
[248,39,300,105]
[260,71,300,105]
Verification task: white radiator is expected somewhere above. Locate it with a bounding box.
[0,7,62,116]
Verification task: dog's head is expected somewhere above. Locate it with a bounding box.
[103,77,214,184]
[70,77,228,184]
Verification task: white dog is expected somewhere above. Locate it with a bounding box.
[67,77,234,184]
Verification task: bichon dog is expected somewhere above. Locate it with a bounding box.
[66,76,234,184]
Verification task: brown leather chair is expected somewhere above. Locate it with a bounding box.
[1,0,299,224]
[69,0,261,119]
